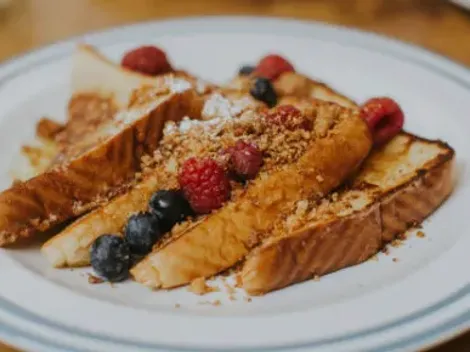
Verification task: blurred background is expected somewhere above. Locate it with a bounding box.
[0,0,469,65]
[0,0,470,351]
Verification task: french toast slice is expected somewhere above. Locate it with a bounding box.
[0,84,197,247]
[42,96,372,268]
[227,71,357,109]
[241,133,455,295]
[131,102,371,289]
[12,44,215,180]
[41,74,366,268]
[69,44,215,112]
[41,92,266,267]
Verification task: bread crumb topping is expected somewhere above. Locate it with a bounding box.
[416,230,426,238]
[142,99,349,183]
[201,93,255,120]
[188,277,218,295]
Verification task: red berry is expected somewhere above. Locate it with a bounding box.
[228,141,263,180]
[178,157,231,214]
[361,97,405,146]
[254,54,295,81]
[121,46,173,76]
[265,105,312,130]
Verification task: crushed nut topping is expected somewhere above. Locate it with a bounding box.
[188,277,218,295]
[140,99,349,183]
[416,230,426,238]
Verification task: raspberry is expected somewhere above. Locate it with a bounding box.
[265,105,312,130]
[121,46,173,76]
[178,157,231,214]
[360,97,405,146]
[227,141,263,180]
[254,54,295,81]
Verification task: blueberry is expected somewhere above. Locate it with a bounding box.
[90,234,130,282]
[149,190,193,233]
[124,212,161,255]
[250,77,277,108]
[238,65,255,76]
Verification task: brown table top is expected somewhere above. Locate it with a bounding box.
[0,0,470,351]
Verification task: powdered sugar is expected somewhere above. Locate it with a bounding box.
[164,93,248,137]
[202,93,253,120]
[195,79,210,94]
[163,115,232,138]
[114,101,159,125]
[165,76,192,93]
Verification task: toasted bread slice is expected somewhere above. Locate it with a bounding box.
[131,103,371,289]
[11,45,215,180]
[0,85,197,247]
[241,133,455,295]
[42,97,372,268]
[227,72,357,109]
[70,44,215,111]
[41,93,266,267]
[40,73,364,268]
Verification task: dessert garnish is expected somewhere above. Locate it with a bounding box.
[264,104,311,130]
[238,65,255,76]
[225,140,263,180]
[360,97,405,145]
[90,234,130,282]
[254,54,295,80]
[124,212,161,255]
[149,189,194,233]
[179,157,231,214]
[121,45,173,76]
[250,77,278,107]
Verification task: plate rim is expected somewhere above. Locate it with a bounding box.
[1,15,470,352]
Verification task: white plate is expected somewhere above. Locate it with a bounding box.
[450,0,470,10]
[1,16,470,352]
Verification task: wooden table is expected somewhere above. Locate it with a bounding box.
[0,0,469,351]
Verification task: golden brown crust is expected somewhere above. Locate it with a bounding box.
[41,94,360,268]
[226,72,357,109]
[241,134,455,295]
[131,109,372,289]
[0,90,194,247]
[36,117,65,141]
[41,171,174,267]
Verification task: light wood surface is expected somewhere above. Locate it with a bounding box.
[0,1,469,351]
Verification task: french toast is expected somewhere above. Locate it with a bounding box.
[241,133,455,295]
[131,102,371,289]
[227,71,357,108]
[41,70,360,268]
[41,92,267,267]
[12,44,215,180]
[36,50,455,298]
[0,83,197,247]
[42,93,370,267]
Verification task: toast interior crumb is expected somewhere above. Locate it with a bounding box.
[223,281,236,295]
[235,274,243,288]
[87,273,104,284]
[416,230,426,238]
[188,277,218,295]
[390,239,403,247]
